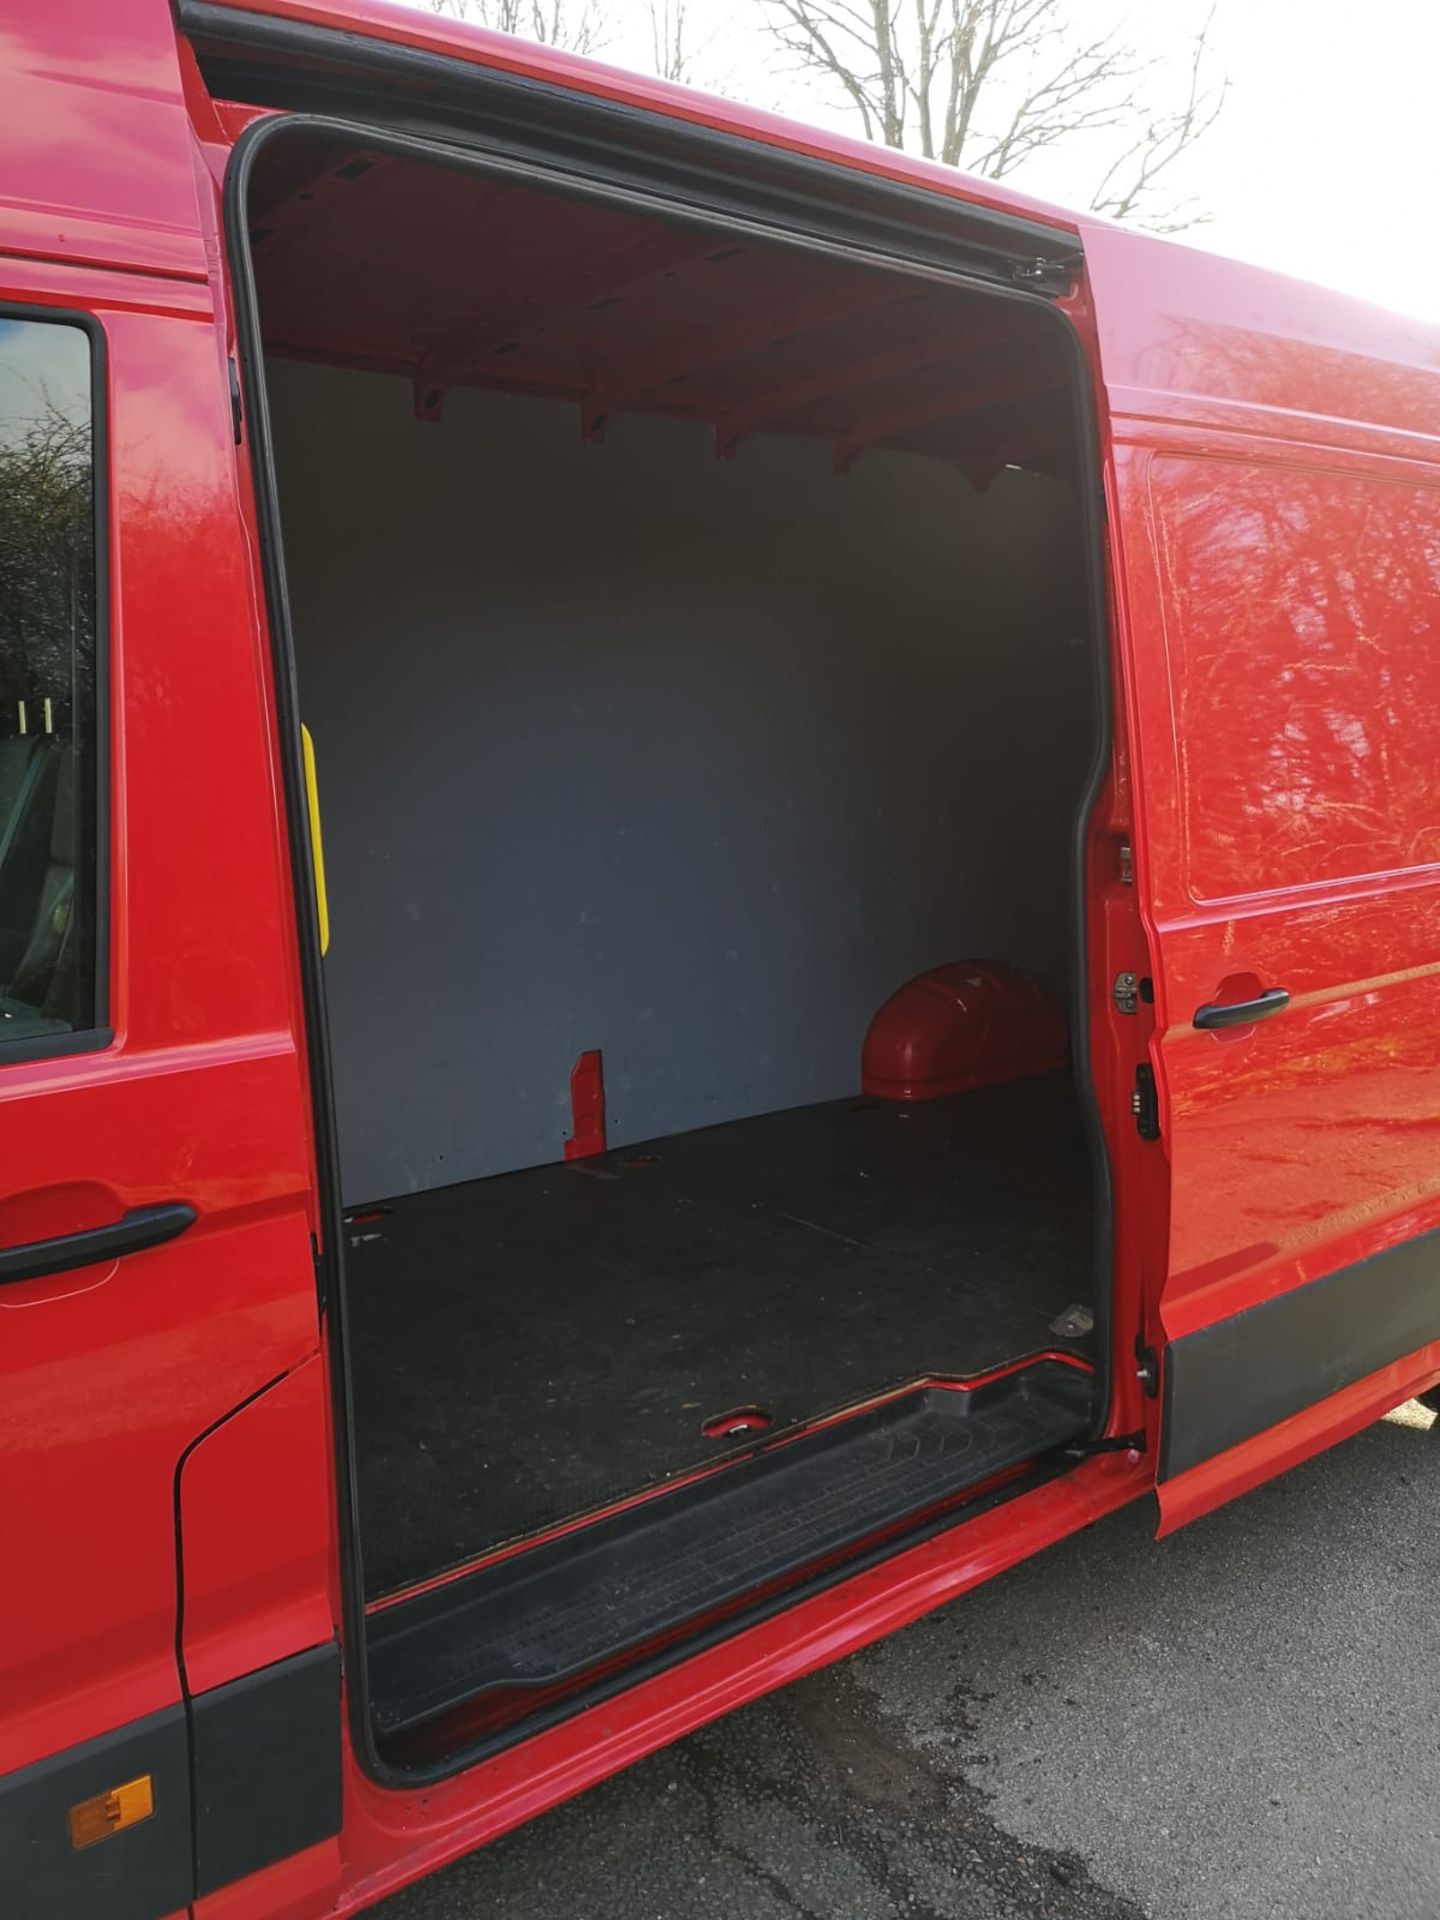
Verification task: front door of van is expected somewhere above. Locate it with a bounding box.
[0,276,328,1915]
[1092,261,1440,1529]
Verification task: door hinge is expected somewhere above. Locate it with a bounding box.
[1010,254,1074,292]
[1131,1062,1160,1140]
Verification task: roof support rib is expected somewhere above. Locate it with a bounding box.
[580,280,924,443]
[832,365,1057,473]
[411,223,730,419]
[247,147,398,254]
[713,316,1021,458]
[964,424,1069,489]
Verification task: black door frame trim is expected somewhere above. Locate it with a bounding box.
[179,0,1083,291]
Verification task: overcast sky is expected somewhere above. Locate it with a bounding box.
[1123,0,1440,326]
[411,0,1440,326]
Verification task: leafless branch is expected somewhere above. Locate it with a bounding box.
[761,0,1229,228]
[649,0,691,83]
[1089,7,1228,230]
[427,0,611,57]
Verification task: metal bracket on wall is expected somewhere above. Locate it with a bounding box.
[565,1049,608,1161]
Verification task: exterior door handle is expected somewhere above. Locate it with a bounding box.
[0,1201,197,1286]
[1193,988,1290,1032]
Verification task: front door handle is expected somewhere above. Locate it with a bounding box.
[1193,988,1290,1032]
[0,1202,197,1286]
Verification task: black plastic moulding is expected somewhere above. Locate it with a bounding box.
[213,44,1117,1785]
[179,0,1083,292]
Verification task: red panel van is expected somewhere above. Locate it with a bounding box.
[3,3,1439,1912]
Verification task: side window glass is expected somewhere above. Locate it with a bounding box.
[0,316,99,1046]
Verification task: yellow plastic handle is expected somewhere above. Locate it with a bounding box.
[300,724,330,955]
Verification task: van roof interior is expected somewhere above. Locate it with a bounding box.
[248,129,1077,483]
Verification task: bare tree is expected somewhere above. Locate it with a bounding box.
[1088,13,1225,228]
[649,0,693,84]
[764,0,1227,229]
[429,0,726,97]
[427,0,612,59]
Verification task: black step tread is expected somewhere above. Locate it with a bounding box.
[368,1359,1092,1735]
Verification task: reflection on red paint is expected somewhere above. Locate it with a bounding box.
[1150,458,1440,902]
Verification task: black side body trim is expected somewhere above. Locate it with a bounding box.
[0,1706,190,1920]
[190,1640,342,1898]
[1161,1229,1440,1480]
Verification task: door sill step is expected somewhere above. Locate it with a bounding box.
[367,1357,1092,1745]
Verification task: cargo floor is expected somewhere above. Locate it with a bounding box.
[348,1072,1095,1595]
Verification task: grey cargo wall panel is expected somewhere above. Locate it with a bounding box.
[267,362,1090,1202]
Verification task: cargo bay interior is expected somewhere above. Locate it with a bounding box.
[247,126,1104,1740]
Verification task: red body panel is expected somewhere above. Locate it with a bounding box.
[3,1,1440,1914]
[178,1356,337,1699]
[1081,223,1440,1520]
[0,0,211,279]
[196,1842,345,1920]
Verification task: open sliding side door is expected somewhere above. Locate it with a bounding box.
[1085,226,1440,1532]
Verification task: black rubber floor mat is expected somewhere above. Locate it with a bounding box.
[348,1075,1094,1593]
[367,1358,1093,1741]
